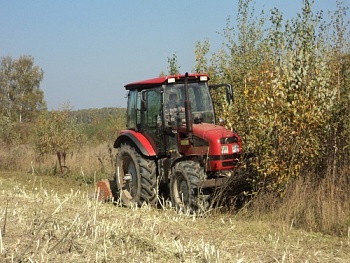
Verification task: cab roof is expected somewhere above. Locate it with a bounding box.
[124,73,209,90]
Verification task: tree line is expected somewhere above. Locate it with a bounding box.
[0,56,125,173]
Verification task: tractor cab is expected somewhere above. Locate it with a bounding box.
[163,78,215,128]
[123,73,225,157]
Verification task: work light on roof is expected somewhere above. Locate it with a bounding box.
[200,76,208,81]
[168,77,175,83]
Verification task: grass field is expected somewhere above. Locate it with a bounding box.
[0,171,349,262]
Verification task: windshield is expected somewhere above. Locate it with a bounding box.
[164,82,215,125]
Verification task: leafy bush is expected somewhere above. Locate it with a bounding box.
[34,106,86,174]
[194,0,350,192]
[0,115,19,145]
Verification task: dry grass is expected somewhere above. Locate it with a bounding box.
[0,143,116,183]
[280,169,350,236]
[241,168,350,237]
[1,171,350,263]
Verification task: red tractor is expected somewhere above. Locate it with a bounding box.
[97,73,244,212]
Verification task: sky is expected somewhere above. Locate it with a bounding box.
[0,0,346,110]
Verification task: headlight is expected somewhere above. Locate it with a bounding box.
[232,143,240,153]
[221,145,229,154]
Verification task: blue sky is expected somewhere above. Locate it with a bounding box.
[0,0,345,110]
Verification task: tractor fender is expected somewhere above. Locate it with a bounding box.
[170,154,202,169]
[113,130,156,157]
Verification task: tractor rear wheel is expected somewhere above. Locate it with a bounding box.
[170,161,208,213]
[115,143,157,206]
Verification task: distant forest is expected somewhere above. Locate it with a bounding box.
[72,107,126,125]
[72,107,126,142]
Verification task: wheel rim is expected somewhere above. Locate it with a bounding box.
[123,156,138,199]
[174,174,189,207]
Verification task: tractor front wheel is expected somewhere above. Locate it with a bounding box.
[170,161,208,213]
[115,143,157,206]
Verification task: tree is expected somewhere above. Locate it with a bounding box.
[0,55,46,122]
[324,1,350,174]
[193,39,210,73]
[34,105,86,175]
[167,53,180,75]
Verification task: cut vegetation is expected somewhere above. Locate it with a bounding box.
[0,171,349,262]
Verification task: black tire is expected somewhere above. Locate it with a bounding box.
[115,143,157,206]
[170,161,208,213]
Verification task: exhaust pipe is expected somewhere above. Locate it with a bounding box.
[184,72,193,138]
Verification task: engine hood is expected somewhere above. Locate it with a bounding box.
[177,122,242,147]
[197,123,235,139]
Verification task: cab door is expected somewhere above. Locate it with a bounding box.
[140,88,165,154]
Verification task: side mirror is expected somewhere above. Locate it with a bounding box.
[209,84,234,105]
[225,84,234,104]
